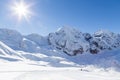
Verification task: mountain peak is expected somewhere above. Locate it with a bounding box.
[57,26,81,34]
[48,27,120,55]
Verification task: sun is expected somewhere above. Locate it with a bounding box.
[14,2,28,17]
[11,0,32,21]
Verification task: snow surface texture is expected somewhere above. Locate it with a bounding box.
[0,62,120,80]
[0,40,78,67]
[0,27,120,69]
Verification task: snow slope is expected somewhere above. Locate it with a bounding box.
[0,27,120,68]
[0,41,22,61]
[16,69,120,80]
[0,62,120,80]
[0,40,78,67]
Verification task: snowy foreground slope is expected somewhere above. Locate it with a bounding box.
[0,62,120,80]
[0,27,120,80]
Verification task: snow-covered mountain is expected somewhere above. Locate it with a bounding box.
[0,27,120,68]
[0,28,49,53]
[48,27,89,56]
[48,27,120,55]
[1,27,120,56]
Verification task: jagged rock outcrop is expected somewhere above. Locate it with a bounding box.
[48,27,90,56]
[48,27,120,55]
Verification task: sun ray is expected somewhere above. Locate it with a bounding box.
[11,0,33,21]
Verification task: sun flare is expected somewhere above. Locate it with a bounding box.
[11,0,32,21]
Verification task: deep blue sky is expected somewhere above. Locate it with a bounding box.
[0,0,120,35]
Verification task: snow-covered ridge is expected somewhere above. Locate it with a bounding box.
[0,27,120,68]
[48,27,120,55]
[0,28,49,53]
[0,27,120,56]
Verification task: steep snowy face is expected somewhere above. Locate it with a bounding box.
[48,27,90,56]
[21,34,49,53]
[0,28,23,50]
[25,33,48,46]
[0,41,17,55]
[0,41,21,61]
[0,29,49,53]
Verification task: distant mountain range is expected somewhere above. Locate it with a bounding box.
[0,27,120,68]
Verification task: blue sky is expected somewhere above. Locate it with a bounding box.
[0,0,120,35]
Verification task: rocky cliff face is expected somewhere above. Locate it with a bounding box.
[48,27,89,56]
[48,27,120,55]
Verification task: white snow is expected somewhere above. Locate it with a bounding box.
[0,27,120,80]
[0,62,120,80]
